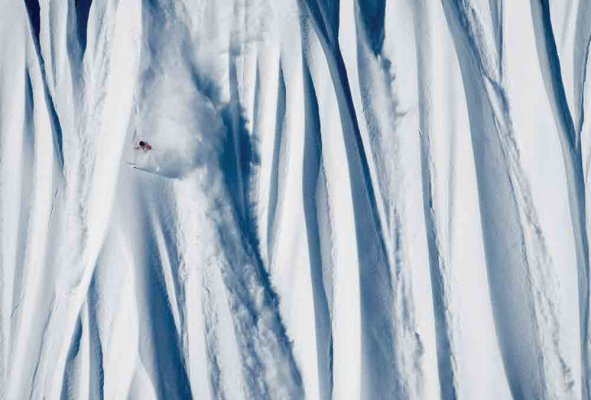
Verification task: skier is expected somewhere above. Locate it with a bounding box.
[128,139,160,173]
[136,140,152,151]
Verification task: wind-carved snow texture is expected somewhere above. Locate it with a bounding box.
[2,0,591,399]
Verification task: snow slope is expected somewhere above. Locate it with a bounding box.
[1,0,591,399]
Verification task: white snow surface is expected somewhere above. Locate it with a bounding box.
[1,0,591,399]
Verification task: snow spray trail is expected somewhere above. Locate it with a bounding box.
[131,2,305,398]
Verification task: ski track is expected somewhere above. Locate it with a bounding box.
[1,0,591,399]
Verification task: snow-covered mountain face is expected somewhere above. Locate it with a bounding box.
[2,0,591,399]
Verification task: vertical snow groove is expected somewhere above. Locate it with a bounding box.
[86,276,105,400]
[533,0,577,149]
[22,0,65,168]
[579,37,591,143]
[351,7,433,399]
[266,65,286,267]
[299,22,338,389]
[445,0,577,397]
[74,0,93,56]
[532,2,591,397]
[225,53,248,225]
[487,0,503,77]
[24,0,41,43]
[575,14,591,400]
[316,160,335,400]
[419,129,459,400]
[356,0,386,55]
[302,0,394,297]
[575,0,591,134]
[583,39,591,185]
[301,63,333,400]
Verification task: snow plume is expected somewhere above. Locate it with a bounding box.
[130,1,222,179]
[129,1,305,398]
